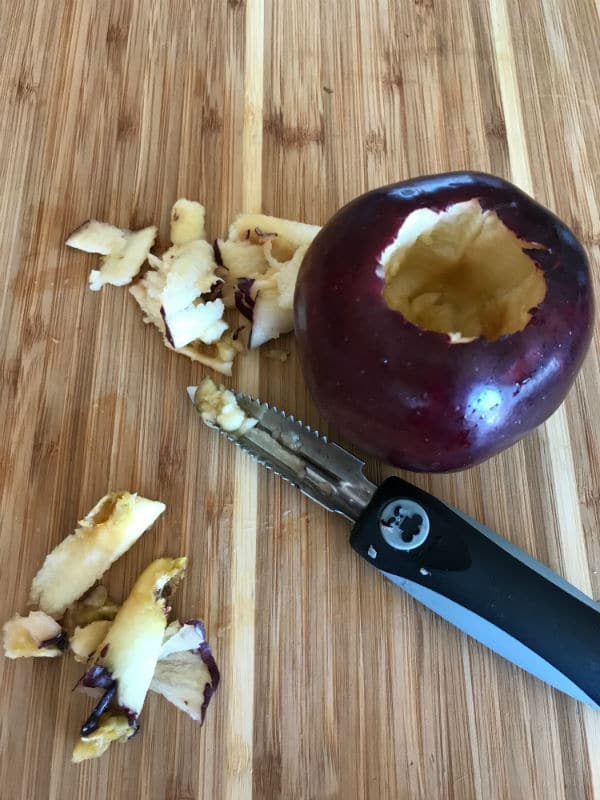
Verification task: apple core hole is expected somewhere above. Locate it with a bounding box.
[378,199,547,341]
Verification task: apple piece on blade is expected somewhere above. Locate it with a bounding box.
[66,221,157,290]
[192,378,258,435]
[294,171,594,472]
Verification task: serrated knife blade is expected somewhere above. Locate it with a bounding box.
[186,385,376,520]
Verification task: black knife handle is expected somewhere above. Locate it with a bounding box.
[350,476,600,708]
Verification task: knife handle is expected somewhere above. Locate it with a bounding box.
[349,476,600,708]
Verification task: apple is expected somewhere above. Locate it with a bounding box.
[294,172,594,472]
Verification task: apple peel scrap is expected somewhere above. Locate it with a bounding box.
[218,214,320,349]
[72,560,220,762]
[3,611,67,658]
[73,557,186,762]
[66,200,320,371]
[3,491,164,656]
[66,221,157,291]
[150,620,220,724]
[30,491,166,619]
[71,713,136,763]
[2,492,219,763]
[70,618,220,724]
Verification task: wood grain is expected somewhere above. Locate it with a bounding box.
[1,1,599,798]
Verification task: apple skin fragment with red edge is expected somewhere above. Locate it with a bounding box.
[150,620,220,724]
[3,611,67,658]
[217,214,320,348]
[69,616,220,724]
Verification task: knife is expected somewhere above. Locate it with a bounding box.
[187,385,600,709]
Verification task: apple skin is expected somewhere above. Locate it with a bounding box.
[294,172,594,472]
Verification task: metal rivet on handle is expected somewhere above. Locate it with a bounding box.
[378,499,430,551]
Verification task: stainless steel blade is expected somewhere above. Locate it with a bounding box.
[187,386,376,520]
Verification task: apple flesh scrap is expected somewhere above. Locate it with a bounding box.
[66,221,157,290]
[170,199,206,245]
[294,172,594,472]
[68,202,319,371]
[73,557,186,762]
[190,378,258,435]
[69,617,220,723]
[129,200,238,373]
[149,620,220,723]
[3,611,66,658]
[216,214,320,347]
[72,713,136,763]
[70,620,113,663]
[137,237,228,347]
[61,584,120,634]
[29,492,165,619]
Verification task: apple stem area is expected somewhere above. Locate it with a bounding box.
[378,200,546,342]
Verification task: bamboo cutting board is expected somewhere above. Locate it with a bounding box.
[1,1,599,798]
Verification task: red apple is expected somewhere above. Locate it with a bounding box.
[294,172,594,472]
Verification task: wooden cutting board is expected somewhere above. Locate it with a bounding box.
[1,1,599,797]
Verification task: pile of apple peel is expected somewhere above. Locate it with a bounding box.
[2,492,219,762]
[66,199,321,374]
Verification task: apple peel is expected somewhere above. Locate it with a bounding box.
[217,215,320,348]
[74,557,186,761]
[29,491,165,619]
[66,221,157,290]
[3,611,67,659]
[72,712,137,763]
[149,620,220,723]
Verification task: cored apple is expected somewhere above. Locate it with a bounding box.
[294,172,594,472]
